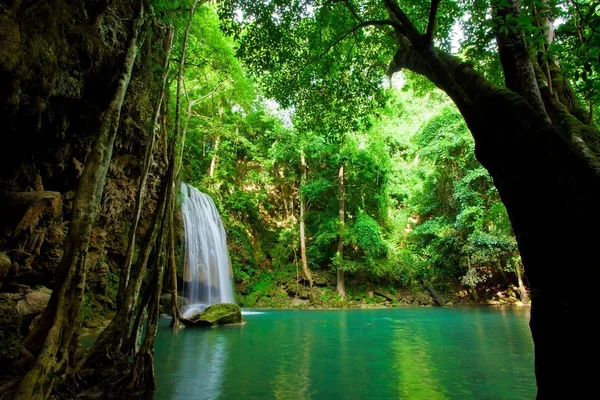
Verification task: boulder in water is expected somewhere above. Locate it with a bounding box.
[182,303,244,327]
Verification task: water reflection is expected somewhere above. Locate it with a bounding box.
[155,326,229,400]
[152,308,535,400]
[391,315,447,399]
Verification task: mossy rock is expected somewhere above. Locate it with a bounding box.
[0,301,23,373]
[183,303,244,327]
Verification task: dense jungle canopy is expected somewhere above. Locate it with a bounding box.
[0,0,599,398]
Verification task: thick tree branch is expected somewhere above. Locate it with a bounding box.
[493,0,549,121]
[382,0,421,39]
[425,0,442,43]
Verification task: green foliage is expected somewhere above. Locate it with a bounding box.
[81,294,94,323]
[170,0,546,302]
[400,105,519,287]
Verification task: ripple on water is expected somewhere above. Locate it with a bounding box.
[241,310,266,315]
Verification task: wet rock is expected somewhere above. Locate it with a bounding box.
[182,303,244,327]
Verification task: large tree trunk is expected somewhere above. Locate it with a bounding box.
[13,5,145,398]
[336,164,346,298]
[384,0,600,396]
[299,152,313,288]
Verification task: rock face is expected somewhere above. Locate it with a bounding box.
[183,303,244,327]
[0,301,22,373]
[0,0,173,325]
[16,287,51,317]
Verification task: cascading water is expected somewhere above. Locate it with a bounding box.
[180,182,234,318]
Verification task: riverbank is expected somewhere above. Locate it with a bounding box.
[233,279,529,310]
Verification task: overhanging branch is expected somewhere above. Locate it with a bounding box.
[382,0,421,39]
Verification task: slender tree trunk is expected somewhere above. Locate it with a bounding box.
[466,255,478,302]
[336,164,346,298]
[168,187,183,327]
[78,160,170,371]
[208,135,220,179]
[125,185,170,393]
[13,5,145,398]
[117,25,173,308]
[515,260,529,304]
[166,0,199,327]
[124,278,152,354]
[299,152,313,287]
[173,0,199,173]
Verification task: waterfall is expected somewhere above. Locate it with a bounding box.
[180,183,234,318]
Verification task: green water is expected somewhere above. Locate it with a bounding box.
[152,307,535,400]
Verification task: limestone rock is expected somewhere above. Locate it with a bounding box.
[291,297,310,307]
[16,287,51,317]
[183,303,244,327]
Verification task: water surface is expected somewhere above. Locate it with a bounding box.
[153,307,535,400]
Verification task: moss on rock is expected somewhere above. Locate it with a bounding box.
[183,303,244,327]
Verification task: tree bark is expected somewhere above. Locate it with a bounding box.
[209,135,220,179]
[299,152,313,287]
[515,259,529,304]
[336,164,346,298]
[125,190,170,393]
[78,160,170,371]
[384,1,600,396]
[169,193,183,327]
[166,0,199,327]
[117,25,173,308]
[423,280,445,306]
[492,0,549,120]
[13,4,145,398]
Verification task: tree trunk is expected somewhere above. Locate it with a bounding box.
[209,135,220,179]
[117,25,173,308]
[168,179,183,327]
[423,280,445,306]
[13,5,145,398]
[125,186,170,393]
[166,0,199,328]
[299,152,313,287]
[78,160,171,371]
[384,1,600,395]
[336,164,346,298]
[515,260,529,304]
